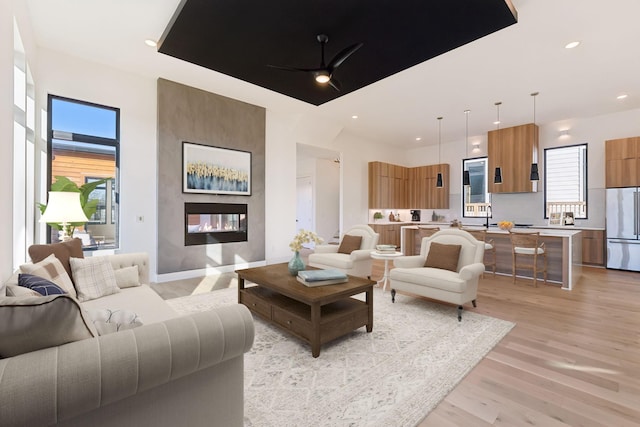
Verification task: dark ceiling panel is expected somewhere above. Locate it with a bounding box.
[159,0,517,106]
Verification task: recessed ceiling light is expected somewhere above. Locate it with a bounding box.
[351,115,358,119]
[415,137,422,141]
[493,120,500,125]
[565,41,581,49]
[617,94,628,100]
[144,39,157,47]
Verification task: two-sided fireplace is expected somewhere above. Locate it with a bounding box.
[184,202,247,246]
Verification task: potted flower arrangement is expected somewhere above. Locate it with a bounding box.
[373,211,383,222]
[288,229,323,275]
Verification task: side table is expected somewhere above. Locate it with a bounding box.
[370,251,404,292]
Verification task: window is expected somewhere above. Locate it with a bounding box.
[462,157,491,218]
[544,144,587,219]
[47,96,120,249]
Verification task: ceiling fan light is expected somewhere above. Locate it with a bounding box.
[315,72,331,84]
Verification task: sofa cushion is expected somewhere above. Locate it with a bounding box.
[390,267,466,293]
[307,252,354,270]
[88,308,144,335]
[424,242,461,272]
[0,294,98,357]
[338,235,362,254]
[20,254,77,298]
[70,257,120,302]
[114,265,141,288]
[81,284,178,324]
[28,238,84,282]
[18,273,66,296]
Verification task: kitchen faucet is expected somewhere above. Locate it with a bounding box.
[485,204,492,229]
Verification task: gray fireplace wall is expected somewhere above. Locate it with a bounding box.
[157,78,265,274]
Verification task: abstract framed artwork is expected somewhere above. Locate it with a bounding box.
[183,142,251,195]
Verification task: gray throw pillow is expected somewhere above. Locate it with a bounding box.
[0,294,98,358]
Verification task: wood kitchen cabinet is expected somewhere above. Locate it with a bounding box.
[370,223,401,247]
[368,162,409,209]
[369,161,449,209]
[606,137,640,188]
[406,164,450,209]
[581,230,604,266]
[488,123,539,193]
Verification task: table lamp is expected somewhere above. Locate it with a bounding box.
[40,191,89,241]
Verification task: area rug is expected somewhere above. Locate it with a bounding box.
[167,287,514,427]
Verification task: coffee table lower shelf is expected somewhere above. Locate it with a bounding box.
[240,286,370,357]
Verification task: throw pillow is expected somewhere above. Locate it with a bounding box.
[88,308,143,335]
[28,238,84,282]
[424,242,462,272]
[0,294,98,358]
[114,265,140,289]
[18,273,67,296]
[6,284,41,297]
[338,234,363,254]
[70,257,120,302]
[20,253,77,299]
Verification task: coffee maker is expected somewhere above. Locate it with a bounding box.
[410,210,421,222]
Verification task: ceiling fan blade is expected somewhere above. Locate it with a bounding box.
[267,64,321,73]
[328,42,363,71]
[328,77,342,92]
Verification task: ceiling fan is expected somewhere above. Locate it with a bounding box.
[268,34,363,91]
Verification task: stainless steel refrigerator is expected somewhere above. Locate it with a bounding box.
[606,187,640,271]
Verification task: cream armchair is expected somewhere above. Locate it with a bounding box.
[308,225,379,278]
[389,229,485,321]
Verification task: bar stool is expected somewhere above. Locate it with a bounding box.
[509,231,547,286]
[463,229,496,276]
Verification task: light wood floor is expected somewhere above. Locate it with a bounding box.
[368,261,640,427]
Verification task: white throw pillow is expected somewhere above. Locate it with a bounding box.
[0,294,98,357]
[88,308,143,335]
[20,254,77,299]
[6,284,41,297]
[70,257,120,302]
[114,265,141,289]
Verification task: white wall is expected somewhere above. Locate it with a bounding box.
[1,1,14,281]
[35,49,159,276]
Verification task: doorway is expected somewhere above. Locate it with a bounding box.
[296,144,341,245]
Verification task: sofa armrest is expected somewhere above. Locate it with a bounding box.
[313,244,339,254]
[459,262,486,280]
[350,249,373,261]
[0,304,254,427]
[393,256,425,268]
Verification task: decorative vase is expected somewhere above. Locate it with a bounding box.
[288,251,305,276]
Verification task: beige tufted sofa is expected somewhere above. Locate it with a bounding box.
[0,253,254,427]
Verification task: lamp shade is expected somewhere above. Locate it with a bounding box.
[494,167,503,184]
[40,191,88,224]
[530,163,540,181]
[463,170,471,186]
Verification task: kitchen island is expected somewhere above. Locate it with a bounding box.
[400,225,582,290]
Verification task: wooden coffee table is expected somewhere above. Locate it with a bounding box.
[236,263,374,357]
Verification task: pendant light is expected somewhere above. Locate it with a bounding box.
[530,92,540,181]
[436,116,443,188]
[462,109,471,186]
[493,102,503,184]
